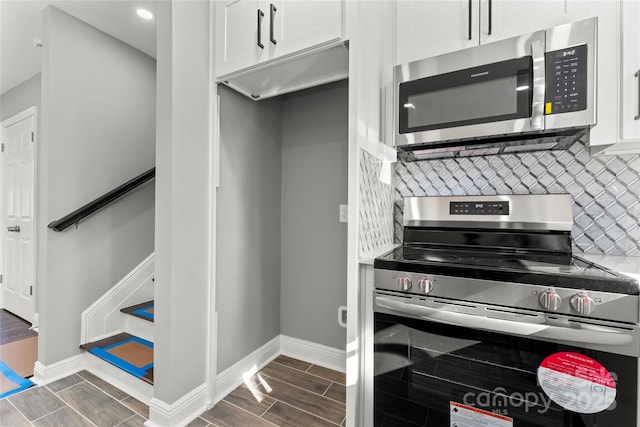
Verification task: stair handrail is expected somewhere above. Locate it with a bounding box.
[48,167,155,232]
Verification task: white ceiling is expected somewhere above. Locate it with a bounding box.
[1,0,157,95]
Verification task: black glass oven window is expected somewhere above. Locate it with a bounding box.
[374,312,637,427]
[399,56,533,134]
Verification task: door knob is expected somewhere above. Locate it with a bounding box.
[7,225,20,233]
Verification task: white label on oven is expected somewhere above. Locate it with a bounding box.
[450,401,513,427]
[537,352,617,414]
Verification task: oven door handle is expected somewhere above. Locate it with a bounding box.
[375,296,633,346]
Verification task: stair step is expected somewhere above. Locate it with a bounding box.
[80,332,154,385]
[120,300,154,322]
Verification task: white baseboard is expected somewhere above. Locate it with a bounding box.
[146,383,208,427]
[214,335,280,403]
[280,335,346,373]
[33,353,87,386]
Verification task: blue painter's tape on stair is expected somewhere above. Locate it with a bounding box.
[0,360,34,398]
[89,336,153,379]
[133,304,154,320]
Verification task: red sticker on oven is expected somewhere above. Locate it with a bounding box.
[537,352,616,414]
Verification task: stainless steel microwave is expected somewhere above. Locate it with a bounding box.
[394,18,597,151]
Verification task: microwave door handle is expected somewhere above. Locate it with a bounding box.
[530,39,545,130]
[375,296,633,346]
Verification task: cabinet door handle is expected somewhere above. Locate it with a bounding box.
[635,69,640,120]
[468,0,472,40]
[257,9,265,49]
[488,0,493,35]
[270,4,277,45]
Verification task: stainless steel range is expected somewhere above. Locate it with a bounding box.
[373,194,640,427]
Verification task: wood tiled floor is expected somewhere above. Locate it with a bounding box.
[0,355,345,426]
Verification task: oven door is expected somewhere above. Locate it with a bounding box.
[374,294,638,427]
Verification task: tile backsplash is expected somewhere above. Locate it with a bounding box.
[395,135,640,256]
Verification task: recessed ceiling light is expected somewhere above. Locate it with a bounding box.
[136,8,154,20]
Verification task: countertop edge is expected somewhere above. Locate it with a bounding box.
[359,244,400,266]
[579,253,640,281]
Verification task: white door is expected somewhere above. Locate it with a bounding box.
[215,0,266,77]
[479,0,569,44]
[621,0,640,142]
[396,0,480,65]
[1,108,36,323]
[269,0,342,60]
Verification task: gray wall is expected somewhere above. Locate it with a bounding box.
[153,0,211,405]
[38,7,156,364]
[217,85,283,372]
[1,73,41,122]
[280,80,348,350]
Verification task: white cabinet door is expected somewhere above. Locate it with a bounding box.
[479,0,570,44]
[215,0,267,77]
[621,0,640,142]
[396,0,479,65]
[269,0,342,60]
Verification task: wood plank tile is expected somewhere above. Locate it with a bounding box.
[32,407,94,427]
[116,414,148,427]
[262,401,338,427]
[0,399,32,426]
[77,370,129,401]
[0,309,37,345]
[260,362,331,395]
[258,377,345,424]
[307,365,346,385]
[8,385,66,421]
[186,416,211,427]
[46,374,84,393]
[57,381,134,426]
[324,382,346,404]
[200,400,276,427]
[121,396,149,418]
[222,383,276,416]
[272,355,312,372]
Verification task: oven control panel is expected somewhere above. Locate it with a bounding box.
[449,201,509,215]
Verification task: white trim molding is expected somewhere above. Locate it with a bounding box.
[214,335,280,403]
[33,353,87,386]
[146,383,208,427]
[280,335,346,373]
[81,253,154,344]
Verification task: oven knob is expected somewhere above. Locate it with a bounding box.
[418,277,434,294]
[397,275,412,291]
[539,289,562,311]
[571,292,596,315]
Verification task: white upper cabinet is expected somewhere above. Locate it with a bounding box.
[620,0,640,144]
[269,0,342,59]
[215,0,343,78]
[216,0,269,77]
[567,0,639,154]
[396,0,479,64]
[396,0,569,65]
[479,0,570,44]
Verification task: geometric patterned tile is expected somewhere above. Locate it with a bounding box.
[394,135,640,255]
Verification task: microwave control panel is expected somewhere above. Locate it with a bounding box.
[544,44,588,115]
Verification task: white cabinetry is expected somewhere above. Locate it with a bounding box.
[620,0,640,145]
[568,1,640,154]
[215,0,342,78]
[396,0,569,65]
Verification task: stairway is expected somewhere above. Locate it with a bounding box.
[80,301,155,400]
